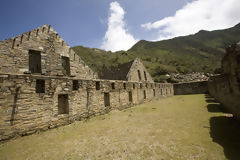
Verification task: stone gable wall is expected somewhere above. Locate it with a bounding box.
[127,58,154,83]
[0,25,97,79]
[0,74,173,141]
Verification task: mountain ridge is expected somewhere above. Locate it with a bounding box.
[72,23,240,82]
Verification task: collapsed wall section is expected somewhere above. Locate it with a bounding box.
[0,74,173,141]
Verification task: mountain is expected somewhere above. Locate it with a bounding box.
[72,23,240,82]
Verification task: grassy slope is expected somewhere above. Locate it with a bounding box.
[72,46,136,73]
[72,23,240,81]
[130,25,240,74]
[1,94,240,159]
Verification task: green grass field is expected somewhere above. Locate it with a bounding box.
[1,94,240,160]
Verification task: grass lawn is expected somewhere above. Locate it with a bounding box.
[1,94,240,160]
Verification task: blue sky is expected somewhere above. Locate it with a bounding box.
[0,0,240,51]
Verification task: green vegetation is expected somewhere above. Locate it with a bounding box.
[72,23,240,82]
[1,94,240,159]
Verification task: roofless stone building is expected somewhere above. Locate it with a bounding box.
[0,25,97,79]
[0,25,173,141]
[99,58,154,83]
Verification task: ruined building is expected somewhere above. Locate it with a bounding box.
[208,42,240,120]
[0,25,97,79]
[0,25,173,141]
[99,58,154,82]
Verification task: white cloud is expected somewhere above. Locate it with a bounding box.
[101,2,138,52]
[141,0,240,41]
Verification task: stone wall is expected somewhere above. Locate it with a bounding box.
[127,58,154,83]
[208,43,240,119]
[173,81,208,95]
[208,74,240,119]
[0,74,173,141]
[0,25,97,79]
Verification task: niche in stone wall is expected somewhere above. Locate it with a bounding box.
[58,94,69,114]
[143,90,146,99]
[137,70,142,81]
[27,32,31,40]
[133,83,135,89]
[144,71,147,81]
[12,38,16,49]
[129,91,133,102]
[72,80,79,90]
[36,79,45,93]
[96,81,100,90]
[104,92,110,107]
[153,89,156,97]
[29,50,41,73]
[61,56,70,76]
[36,29,39,37]
[111,82,115,90]
[123,83,126,90]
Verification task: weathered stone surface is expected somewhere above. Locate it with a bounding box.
[99,58,154,83]
[208,43,240,119]
[126,58,154,82]
[0,75,173,141]
[0,25,174,142]
[174,81,208,95]
[0,25,97,80]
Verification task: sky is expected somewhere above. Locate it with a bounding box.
[0,0,240,52]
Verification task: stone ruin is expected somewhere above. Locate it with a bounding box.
[1,24,238,142]
[208,42,240,120]
[0,25,174,141]
[99,57,154,83]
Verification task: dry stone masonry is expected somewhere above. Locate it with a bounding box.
[174,81,208,95]
[0,25,173,141]
[208,42,240,120]
[99,58,154,83]
[0,25,97,79]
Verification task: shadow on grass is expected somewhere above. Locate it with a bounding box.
[207,104,222,113]
[205,94,211,98]
[210,116,240,160]
[207,104,230,113]
[205,94,231,114]
[205,99,218,103]
[204,94,218,103]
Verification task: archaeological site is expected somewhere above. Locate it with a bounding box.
[0,25,174,141]
[208,43,240,120]
[0,24,239,148]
